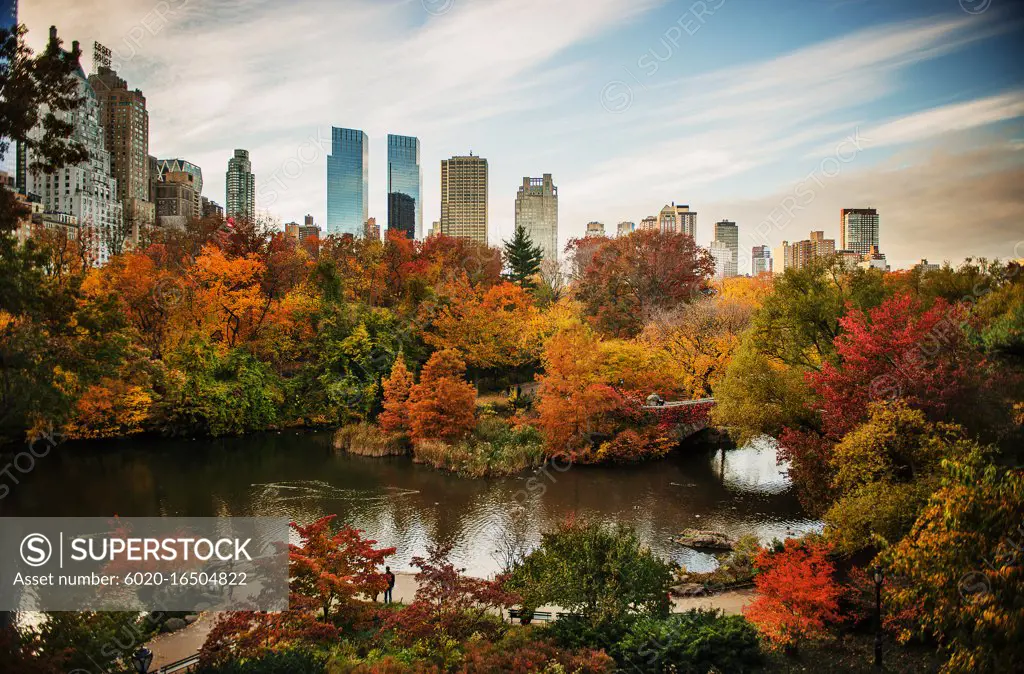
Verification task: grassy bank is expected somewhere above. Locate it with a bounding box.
[412,416,546,477]
[332,423,410,457]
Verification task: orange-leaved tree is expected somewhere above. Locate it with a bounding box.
[407,349,476,443]
[744,538,845,651]
[425,280,544,370]
[379,356,414,434]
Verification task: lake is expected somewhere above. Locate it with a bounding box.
[0,431,819,575]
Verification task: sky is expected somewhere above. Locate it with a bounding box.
[20,0,1024,270]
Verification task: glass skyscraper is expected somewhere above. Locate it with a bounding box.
[840,208,880,256]
[387,134,422,239]
[326,127,368,236]
[1,0,18,178]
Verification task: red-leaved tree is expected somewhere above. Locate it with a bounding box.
[569,230,715,337]
[386,542,518,647]
[289,515,395,625]
[780,293,997,513]
[744,539,845,651]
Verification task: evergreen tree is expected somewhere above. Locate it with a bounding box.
[502,224,544,288]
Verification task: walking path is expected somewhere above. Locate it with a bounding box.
[144,573,756,668]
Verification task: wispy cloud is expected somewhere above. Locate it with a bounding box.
[21,1,1024,265]
[572,13,1015,209]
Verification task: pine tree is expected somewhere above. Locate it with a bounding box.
[502,225,544,288]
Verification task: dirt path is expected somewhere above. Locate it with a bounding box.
[144,575,756,665]
[146,613,214,671]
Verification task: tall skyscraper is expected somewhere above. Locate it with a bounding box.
[514,174,558,261]
[440,153,488,245]
[387,134,421,239]
[658,202,696,237]
[225,149,255,222]
[713,220,739,277]
[840,208,879,256]
[1,0,18,178]
[617,221,635,237]
[586,221,605,237]
[25,30,123,265]
[326,127,368,236]
[88,61,153,242]
[751,245,772,276]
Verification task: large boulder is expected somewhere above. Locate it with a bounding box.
[674,529,736,551]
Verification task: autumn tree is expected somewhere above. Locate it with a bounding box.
[710,340,819,445]
[744,539,845,651]
[823,402,974,555]
[884,453,1024,674]
[570,230,715,337]
[640,294,756,399]
[289,515,395,625]
[186,244,270,348]
[747,257,886,371]
[80,251,182,359]
[425,280,545,371]
[0,23,93,451]
[379,356,414,433]
[536,319,702,462]
[407,349,476,443]
[781,292,1002,513]
[386,542,518,647]
[0,24,88,178]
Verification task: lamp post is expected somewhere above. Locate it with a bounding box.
[873,566,884,670]
[132,647,154,674]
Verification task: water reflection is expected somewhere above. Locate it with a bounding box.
[1,431,820,575]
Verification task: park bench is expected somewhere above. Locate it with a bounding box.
[508,608,553,623]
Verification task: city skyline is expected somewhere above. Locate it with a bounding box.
[18,0,1024,267]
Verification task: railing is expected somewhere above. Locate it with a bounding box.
[156,653,201,673]
[641,397,715,409]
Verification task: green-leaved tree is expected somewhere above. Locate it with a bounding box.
[502,224,543,288]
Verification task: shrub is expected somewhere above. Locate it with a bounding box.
[384,543,517,648]
[411,418,545,477]
[507,518,673,624]
[545,613,637,651]
[594,427,674,463]
[195,648,326,673]
[613,610,764,674]
[334,423,409,457]
[744,538,845,651]
[461,628,615,673]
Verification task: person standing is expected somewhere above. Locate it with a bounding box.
[384,566,396,604]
